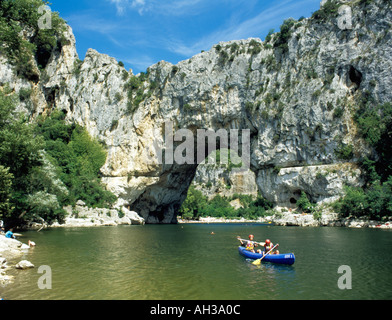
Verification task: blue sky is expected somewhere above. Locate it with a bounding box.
[50,0,322,74]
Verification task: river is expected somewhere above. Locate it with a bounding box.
[1,224,391,300]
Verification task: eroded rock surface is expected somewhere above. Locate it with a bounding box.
[1,0,391,223]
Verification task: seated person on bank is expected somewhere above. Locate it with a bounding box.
[5,228,16,239]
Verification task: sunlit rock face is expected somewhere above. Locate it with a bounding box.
[3,0,391,223]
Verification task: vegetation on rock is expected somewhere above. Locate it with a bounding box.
[179,185,273,220]
[0,92,115,228]
[0,0,67,80]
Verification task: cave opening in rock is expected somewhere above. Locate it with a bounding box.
[130,125,251,224]
[348,65,362,89]
[287,189,303,207]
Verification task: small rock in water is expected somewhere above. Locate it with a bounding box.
[15,260,34,269]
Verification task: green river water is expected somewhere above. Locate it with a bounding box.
[1,224,391,300]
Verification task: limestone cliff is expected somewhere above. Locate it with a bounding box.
[1,0,391,223]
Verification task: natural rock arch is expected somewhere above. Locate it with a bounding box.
[129,124,252,223]
[95,39,370,223]
[34,0,392,223]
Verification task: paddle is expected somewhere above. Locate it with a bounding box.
[252,243,279,265]
[237,237,265,247]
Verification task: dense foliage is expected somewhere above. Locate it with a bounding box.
[178,185,273,220]
[296,191,315,214]
[0,91,45,226]
[0,91,115,228]
[0,0,115,228]
[34,110,117,208]
[333,102,392,220]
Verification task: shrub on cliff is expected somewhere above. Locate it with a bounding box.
[0,90,116,228]
[334,101,392,220]
[311,0,341,22]
[178,186,273,220]
[274,18,296,53]
[356,102,392,181]
[0,0,67,79]
[34,110,116,208]
[296,192,315,213]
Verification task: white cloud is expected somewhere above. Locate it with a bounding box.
[65,11,146,49]
[123,55,157,73]
[107,0,215,16]
[131,0,148,15]
[108,0,129,15]
[107,0,148,15]
[158,0,205,16]
[66,12,119,34]
[166,0,317,57]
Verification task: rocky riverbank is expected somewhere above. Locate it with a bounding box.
[27,201,145,230]
[178,217,273,224]
[0,235,33,287]
[271,211,392,228]
[179,211,392,229]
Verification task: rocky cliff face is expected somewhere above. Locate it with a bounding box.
[1,0,391,223]
[191,152,258,200]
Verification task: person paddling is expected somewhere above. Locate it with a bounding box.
[263,239,279,255]
[238,235,263,253]
[246,234,256,252]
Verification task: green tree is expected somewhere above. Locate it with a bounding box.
[0,91,44,224]
[34,110,116,208]
[178,186,207,220]
[0,91,115,227]
[333,186,367,218]
[297,191,315,213]
[356,102,392,181]
[0,165,14,221]
[26,191,64,224]
[69,127,107,178]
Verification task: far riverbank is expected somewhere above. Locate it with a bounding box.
[178,211,392,229]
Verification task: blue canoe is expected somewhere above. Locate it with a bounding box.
[238,246,295,265]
